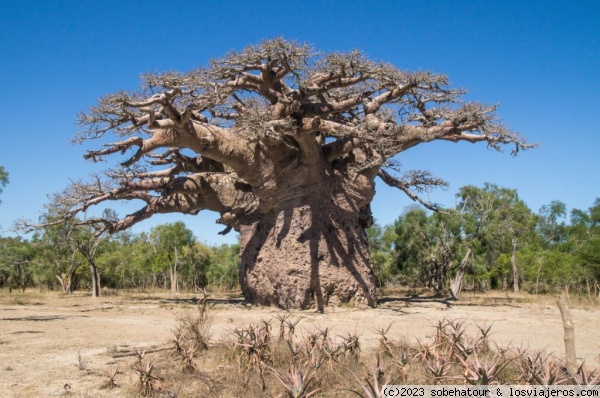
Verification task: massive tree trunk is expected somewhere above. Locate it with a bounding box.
[239,197,377,311]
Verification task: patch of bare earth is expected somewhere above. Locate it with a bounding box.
[0,291,598,397]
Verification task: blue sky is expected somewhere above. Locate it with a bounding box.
[1,0,599,244]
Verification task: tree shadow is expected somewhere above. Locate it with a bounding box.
[379,295,522,309]
[154,296,246,306]
[379,295,454,309]
[1,315,88,322]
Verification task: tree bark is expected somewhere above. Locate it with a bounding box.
[96,267,102,296]
[511,236,519,293]
[450,247,472,299]
[89,263,97,298]
[89,262,101,298]
[169,265,178,294]
[238,198,377,311]
[169,247,179,294]
[66,271,74,293]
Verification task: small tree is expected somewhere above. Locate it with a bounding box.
[183,241,212,291]
[0,237,37,292]
[33,216,83,294]
[72,224,105,297]
[207,243,240,290]
[394,207,461,294]
[450,184,533,298]
[150,222,194,294]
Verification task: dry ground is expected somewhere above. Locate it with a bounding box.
[0,289,598,397]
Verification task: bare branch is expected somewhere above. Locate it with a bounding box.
[378,169,447,212]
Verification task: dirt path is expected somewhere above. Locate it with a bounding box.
[0,292,598,397]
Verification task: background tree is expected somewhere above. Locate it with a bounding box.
[366,222,397,287]
[207,243,240,290]
[33,215,83,294]
[72,224,106,297]
[449,184,533,297]
[0,237,37,292]
[450,184,497,298]
[491,186,534,293]
[22,38,533,309]
[182,241,213,291]
[537,201,567,247]
[97,230,136,290]
[570,199,600,293]
[149,222,194,294]
[0,165,8,209]
[393,207,461,294]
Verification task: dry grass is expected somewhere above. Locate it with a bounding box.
[108,312,599,397]
[1,288,599,397]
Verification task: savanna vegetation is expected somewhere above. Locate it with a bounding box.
[368,185,600,300]
[2,184,599,301]
[100,303,600,397]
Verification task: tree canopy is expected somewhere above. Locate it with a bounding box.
[34,37,532,235]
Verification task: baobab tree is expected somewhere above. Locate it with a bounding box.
[25,38,533,309]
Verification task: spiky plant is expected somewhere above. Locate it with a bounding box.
[455,347,513,385]
[513,349,566,385]
[345,355,393,398]
[422,350,452,384]
[341,332,361,358]
[275,314,291,341]
[268,362,321,398]
[131,356,161,396]
[285,317,303,341]
[100,365,120,389]
[563,363,600,386]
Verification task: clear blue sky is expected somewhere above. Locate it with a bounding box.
[1,0,599,245]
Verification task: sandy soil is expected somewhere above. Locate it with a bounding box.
[0,291,598,397]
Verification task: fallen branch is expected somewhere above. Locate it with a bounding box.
[111,345,171,358]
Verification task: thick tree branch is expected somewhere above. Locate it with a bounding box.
[322,136,363,162]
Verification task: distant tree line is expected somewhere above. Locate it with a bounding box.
[368,183,600,298]
[0,220,239,295]
[1,182,599,298]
